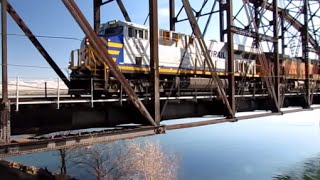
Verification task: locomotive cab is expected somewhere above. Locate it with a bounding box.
[68,20,126,95]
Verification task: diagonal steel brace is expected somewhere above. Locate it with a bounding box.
[116,0,131,22]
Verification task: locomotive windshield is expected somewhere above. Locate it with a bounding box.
[104,26,123,36]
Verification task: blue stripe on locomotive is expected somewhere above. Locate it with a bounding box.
[101,34,124,64]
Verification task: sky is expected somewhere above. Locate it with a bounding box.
[2,0,231,81]
[1,0,315,82]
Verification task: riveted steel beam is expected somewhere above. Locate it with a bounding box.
[226,0,235,118]
[303,0,311,108]
[0,0,10,143]
[62,0,157,126]
[116,0,131,22]
[149,0,160,125]
[1,0,7,104]
[94,0,102,32]
[0,126,166,158]
[229,26,275,42]
[273,0,280,109]
[6,3,71,88]
[169,0,175,31]
[219,1,225,42]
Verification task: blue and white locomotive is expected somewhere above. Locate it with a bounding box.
[69,20,257,95]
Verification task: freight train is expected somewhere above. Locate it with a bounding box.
[68,20,320,96]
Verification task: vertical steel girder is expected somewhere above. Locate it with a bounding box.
[62,0,157,126]
[6,3,71,88]
[0,0,10,143]
[253,2,260,47]
[181,0,234,117]
[219,1,225,42]
[303,0,311,108]
[116,0,131,22]
[149,0,160,125]
[169,0,175,31]
[280,10,286,56]
[1,0,8,104]
[226,0,235,118]
[273,0,280,109]
[94,0,101,32]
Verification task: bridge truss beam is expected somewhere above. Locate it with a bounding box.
[149,0,161,125]
[226,0,236,118]
[0,0,10,143]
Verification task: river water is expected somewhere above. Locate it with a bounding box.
[7,108,320,180]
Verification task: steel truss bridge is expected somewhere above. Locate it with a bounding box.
[0,0,320,157]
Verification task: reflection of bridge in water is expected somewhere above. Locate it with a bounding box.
[1,0,320,157]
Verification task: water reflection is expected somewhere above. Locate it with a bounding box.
[274,155,320,180]
[6,109,320,180]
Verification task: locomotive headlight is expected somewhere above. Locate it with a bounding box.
[80,60,85,64]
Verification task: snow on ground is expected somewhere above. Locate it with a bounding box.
[0,79,68,95]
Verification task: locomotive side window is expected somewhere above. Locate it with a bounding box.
[189,36,194,44]
[163,31,170,40]
[145,30,149,40]
[104,26,123,36]
[134,29,138,38]
[128,27,148,40]
[138,30,144,39]
[172,33,179,41]
[128,27,134,37]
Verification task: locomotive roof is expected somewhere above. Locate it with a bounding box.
[102,20,149,30]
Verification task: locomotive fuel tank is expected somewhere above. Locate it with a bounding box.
[176,77,228,89]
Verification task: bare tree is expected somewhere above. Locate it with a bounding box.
[120,141,178,180]
[68,141,178,180]
[70,143,128,180]
[58,149,68,175]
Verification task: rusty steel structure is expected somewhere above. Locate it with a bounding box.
[0,0,319,156]
[0,0,10,143]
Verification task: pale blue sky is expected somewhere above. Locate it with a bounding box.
[4,0,231,80]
